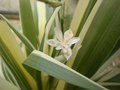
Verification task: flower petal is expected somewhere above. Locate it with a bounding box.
[54,27,63,42]
[68,37,80,46]
[56,44,68,50]
[56,46,62,50]
[63,47,72,60]
[64,29,73,41]
[47,39,59,47]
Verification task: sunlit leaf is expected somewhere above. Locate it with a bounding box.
[0,15,35,52]
[0,21,37,90]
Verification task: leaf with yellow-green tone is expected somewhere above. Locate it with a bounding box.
[56,0,103,89]
[67,0,103,70]
[0,21,37,90]
[0,16,38,84]
[37,1,54,47]
[0,76,19,90]
[67,0,102,67]
[73,0,120,77]
[24,50,107,90]
[37,4,55,89]
[70,0,91,35]
[37,2,46,46]
[0,14,35,52]
[43,7,61,54]
[65,0,97,61]
[49,13,60,57]
[64,0,120,89]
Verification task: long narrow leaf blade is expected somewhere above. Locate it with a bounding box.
[0,21,37,90]
[0,14,35,52]
[37,2,46,46]
[19,0,39,49]
[24,50,107,90]
[73,0,120,77]
[98,68,120,82]
[70,0,91,35]
[91,49,120,80]
[43,7,61,54]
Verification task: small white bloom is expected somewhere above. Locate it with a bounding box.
[47,27,80,60]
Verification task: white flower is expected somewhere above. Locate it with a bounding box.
[47,27,80,60]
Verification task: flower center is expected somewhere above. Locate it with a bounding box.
[60,42,67,49]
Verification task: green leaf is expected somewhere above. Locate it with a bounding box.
[56,1,102,89]
[73,0,120,77]
[37,2,53,48]
[70,0,91,35]
[0,16,39,88]
[98,68,120,82]
[0,21,37,90]
[99,82,120,87]
[66,0,103,68]
[0,14,35,52]
[19,0,39,50]
[24,50,107,90]
[75,0,97,36]
[37,2,47,47]
[0,77,19,90]
[43,7,61,54]
[91,49,120,81]
[31,0,38,30]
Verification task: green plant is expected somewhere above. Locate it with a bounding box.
[0,0,120,90]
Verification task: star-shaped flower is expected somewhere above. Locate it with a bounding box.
[47,27,80,60]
